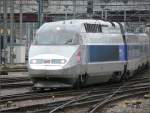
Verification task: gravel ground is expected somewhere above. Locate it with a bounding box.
[102,96,150,113]
[49,96,150,113]
[0,96,73,112]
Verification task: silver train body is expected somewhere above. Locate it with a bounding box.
[28,19,150,88]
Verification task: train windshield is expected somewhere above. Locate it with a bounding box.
[33,30,79,45]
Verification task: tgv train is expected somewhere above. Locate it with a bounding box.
[28,19,150,89]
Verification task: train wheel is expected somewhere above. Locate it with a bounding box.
[124,70,130,80]
[73,73,88,89]
[109,71,122,82]
[80,74,88,86]
[145,62,149,69]
[32,87,44,92]
[136,66,141,74]
[120,70,131,81]
[73,77,81,89]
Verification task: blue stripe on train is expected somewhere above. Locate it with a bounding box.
[88,45,127,62]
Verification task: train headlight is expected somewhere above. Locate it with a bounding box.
[30,59,37,64]
[60,59,66,64]
[30,59,43,64]
[56,27,61,31]
[51,59,66,64]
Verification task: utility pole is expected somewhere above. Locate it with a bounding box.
[87,0,93,18]
[19,0,23,43]
[0,0,2,64]
[101,5,105,20]
[3,0,8,64]
[64,5,69,20]
[37,0,43,28]
[10,0,14,64]
[123,0,128,22]
[124,10,126,22]
[104,9,107,21]
[73,0,76,19]
[101,10,104,20]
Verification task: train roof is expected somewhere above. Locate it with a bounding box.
[37,19,120,33]
[44,19,110,26]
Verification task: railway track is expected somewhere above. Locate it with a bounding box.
[0,81,33,89]
[0,76,32,89]
[0,83,120,104]
[0,69,149,113]
[0,68,27,73]
[0,77,30,83]
[47,82,150,113]
[0,82,123,112]
[86,86,149,113]
[2,80,147,113]
[0,64,27,73]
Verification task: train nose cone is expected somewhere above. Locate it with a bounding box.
[28,45,80,70]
